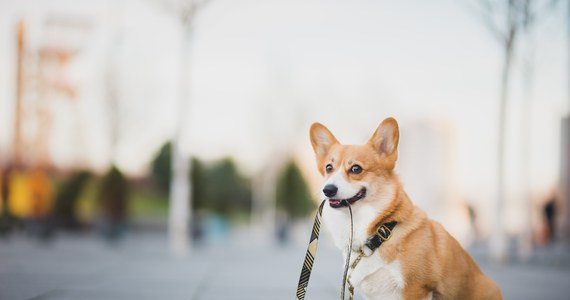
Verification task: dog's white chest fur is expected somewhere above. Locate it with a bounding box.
[322,201,405,300]
[349,254,404,300]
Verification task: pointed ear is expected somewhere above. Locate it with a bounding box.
[310,122,339,158]
[368,117,399,169]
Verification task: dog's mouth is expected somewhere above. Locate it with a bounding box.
[328,188,367,208]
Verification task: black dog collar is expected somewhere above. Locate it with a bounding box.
[364,221,397,251]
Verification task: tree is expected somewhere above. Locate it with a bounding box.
[151,141,173,193]
[52,171,91,230]
[472,0,558,261]
[98,166,129,241]
[517,0,558,259]
[206,158,252,217]
[152,0,211,255]
[276,160,315,220]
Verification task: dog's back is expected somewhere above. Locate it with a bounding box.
[398,216,502,299]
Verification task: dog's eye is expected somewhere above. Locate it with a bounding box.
[325,164,333,173]
[350,165,363,174]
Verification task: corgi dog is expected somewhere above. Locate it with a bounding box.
[309,118,502,300]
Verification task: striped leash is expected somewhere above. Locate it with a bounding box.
[295,200,355,300]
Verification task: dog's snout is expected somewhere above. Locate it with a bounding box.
[323,184,338,198]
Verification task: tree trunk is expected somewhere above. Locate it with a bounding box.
[491,38,514,263]
[519,49,534,260]
[169,24,193,255]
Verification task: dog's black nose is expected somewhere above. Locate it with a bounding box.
[323,184,338,197]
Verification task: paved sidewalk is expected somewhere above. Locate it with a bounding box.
[0,233,569,300]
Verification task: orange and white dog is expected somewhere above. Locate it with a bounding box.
[310,118,502,300]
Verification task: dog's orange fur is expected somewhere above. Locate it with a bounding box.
[310,118,502,300]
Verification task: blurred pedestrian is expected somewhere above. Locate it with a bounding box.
[0,165,15,235]
[544,197,556,243]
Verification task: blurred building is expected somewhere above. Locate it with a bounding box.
[397,120,471,244]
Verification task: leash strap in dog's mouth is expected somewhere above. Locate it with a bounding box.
[295,200,355,300]
[295,200,326,300]
[296,199,398,300]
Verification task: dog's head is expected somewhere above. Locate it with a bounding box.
[310,118,399,208]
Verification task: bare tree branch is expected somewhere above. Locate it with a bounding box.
[462,0,510,42]
[150,0,212,24]
[470,0,559,45]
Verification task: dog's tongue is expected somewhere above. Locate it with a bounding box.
[329,199,341,205]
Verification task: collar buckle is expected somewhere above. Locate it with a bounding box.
[376,224,393,241]
[364,221,397,252]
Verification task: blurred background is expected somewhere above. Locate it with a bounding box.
[0,0,569,299]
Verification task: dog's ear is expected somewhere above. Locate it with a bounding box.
[310,122,339,159]
[368,117,399,169]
